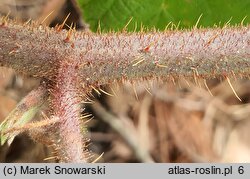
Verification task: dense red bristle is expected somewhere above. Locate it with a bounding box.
[63,37,70,43]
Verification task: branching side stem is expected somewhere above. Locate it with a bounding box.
[51,59,87,162]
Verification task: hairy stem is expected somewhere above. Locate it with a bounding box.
[76,28,250,88]
[0,19,249,85]
[51,59,87,162]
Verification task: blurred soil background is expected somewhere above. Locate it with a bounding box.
[0,0,250,163]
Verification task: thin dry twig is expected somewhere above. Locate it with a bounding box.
[92,102,154,163]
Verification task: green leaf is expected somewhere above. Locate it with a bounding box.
[79,0,165,31]
[156,0,250,29]
[78,0,250,31]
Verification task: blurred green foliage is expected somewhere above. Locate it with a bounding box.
[78,0,250,32]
